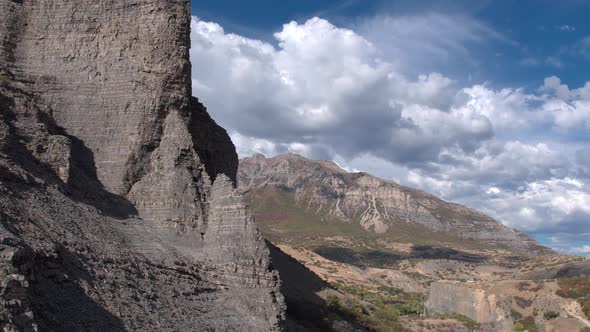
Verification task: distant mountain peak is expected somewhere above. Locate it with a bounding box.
[239,153,550,254]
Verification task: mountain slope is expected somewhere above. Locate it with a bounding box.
[238,153,587,331]
[238,153,547,254]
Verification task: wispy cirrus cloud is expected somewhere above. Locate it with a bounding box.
[356,13,509,77]
[557,24,576,31]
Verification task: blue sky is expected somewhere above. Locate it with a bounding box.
[192,0,590,88]
[190,0,590,254]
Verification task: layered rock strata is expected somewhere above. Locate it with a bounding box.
[0,0,284,330]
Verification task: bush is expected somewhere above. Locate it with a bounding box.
[326,294,341,311]
[516,282,531,291]
[544,311,559,320]
[517,317,539,332]
[515,296,533,308]
[513,322,525,331]
[511,309,523,320]
[374,305,400,323]
[345,298,367,316]
[514,316,539,332]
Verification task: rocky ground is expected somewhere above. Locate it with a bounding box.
[268,240,590,331]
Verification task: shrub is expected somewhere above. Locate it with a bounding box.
[346,298,367,316]
[326,294,341,311]
[511,309,523,320]
[516,282,531,291]
[442,313,479,329]
[519,317,539,332]
[377,285,404,296]
[513,322,525,331]
[515,296,533,308]
[544,311,559,320]
[374,304,400,323]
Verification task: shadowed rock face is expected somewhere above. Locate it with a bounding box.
[239,153,548,254]
[0,0,284,330]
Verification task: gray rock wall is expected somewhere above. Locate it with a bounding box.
[425,282,496,323]
[0,0,285,330]
[5,0,192,196]
[425,282,517,331]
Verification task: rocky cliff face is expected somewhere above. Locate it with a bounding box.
[425,280,590,332]
[238,153,547,253]
[0,0,284,330]
[425,282,501,326]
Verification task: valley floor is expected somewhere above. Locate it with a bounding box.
[269,239,590,332]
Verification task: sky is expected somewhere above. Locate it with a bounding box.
[190,0,590,255]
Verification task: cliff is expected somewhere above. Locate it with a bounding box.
[425,280,590,332]
[0,0,283,330]
[425,282,500,325]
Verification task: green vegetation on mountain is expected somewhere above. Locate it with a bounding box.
[324,282,424,331]
[244,187,499,254]
[239,153,549,255]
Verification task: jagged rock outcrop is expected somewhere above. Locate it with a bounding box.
[0,0,284,330]
[190,98,239,185]
[238,153,547,253]
[425,282,500,325]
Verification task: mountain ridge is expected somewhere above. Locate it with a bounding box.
[239,153,549,254]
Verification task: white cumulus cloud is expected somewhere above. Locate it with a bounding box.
[190,15,590,253]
